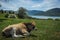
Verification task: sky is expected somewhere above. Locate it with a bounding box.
[0,0,60,11]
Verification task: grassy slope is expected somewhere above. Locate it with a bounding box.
[0,13,60,40]
[0,19,60,40]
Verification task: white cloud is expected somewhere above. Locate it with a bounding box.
[0,0,60,11]
[0,0,35,10]
[32,4,40,8]
[0,1,18,10]
[31,0,60,11]
[41,0,60,11]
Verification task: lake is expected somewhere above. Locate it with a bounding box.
[29,15,60,20]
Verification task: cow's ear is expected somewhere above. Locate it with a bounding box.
[31,20,36,25]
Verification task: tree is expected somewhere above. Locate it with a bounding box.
[0,4,1,7]
[0,4,2,10]
[0,10,3,13]
[17,7,28,18]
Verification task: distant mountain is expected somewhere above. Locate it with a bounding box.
[28,10,45,15]
[28,8,60,16]
[45,8,60,16]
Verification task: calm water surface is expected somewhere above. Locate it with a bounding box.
[29,15,60,19]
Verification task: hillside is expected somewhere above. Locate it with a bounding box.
[0,18,60,40]
[45,8,60,16]
[0,8,60,16]
[28,10,45,15]
[29,8,60,16]
[0,9,60,40]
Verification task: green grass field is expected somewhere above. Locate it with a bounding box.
[0,14,60,40]
[0,18,60,40]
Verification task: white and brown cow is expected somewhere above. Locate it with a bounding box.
[2,21,37,38]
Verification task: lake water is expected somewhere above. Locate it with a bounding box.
[29,15,60,19]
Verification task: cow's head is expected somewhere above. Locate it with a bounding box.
[24,21,37,33]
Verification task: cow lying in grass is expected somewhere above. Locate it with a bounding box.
[2,21,37,38]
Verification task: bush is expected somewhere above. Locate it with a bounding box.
[55,19,60,21]
[5,14,9,18]
[48,18,53,20]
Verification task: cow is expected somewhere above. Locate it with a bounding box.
[2,21,37,38]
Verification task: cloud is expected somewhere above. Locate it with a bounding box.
[0,0,60,11]
[31,0,60,11]
[0,1,18,10]
[43,0,60,11]
[0,0,35,10]
[32,4,40,8]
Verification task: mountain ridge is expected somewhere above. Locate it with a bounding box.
[28,8,60,16]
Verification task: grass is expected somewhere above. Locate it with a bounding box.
[0,13,60,40]
[0,18,60,40]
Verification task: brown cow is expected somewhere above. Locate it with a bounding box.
[2,21,37,38]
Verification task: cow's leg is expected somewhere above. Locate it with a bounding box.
[21,29,30,36]
[11,28,25,38]
[23,31,30,36]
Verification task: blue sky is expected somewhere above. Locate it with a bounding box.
[0,0,60,11]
